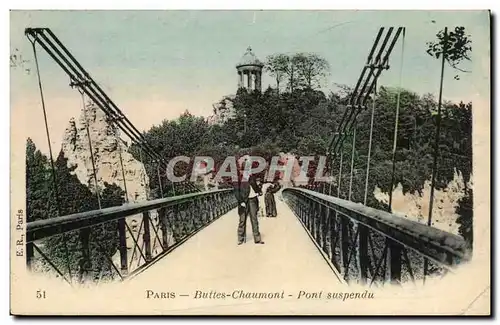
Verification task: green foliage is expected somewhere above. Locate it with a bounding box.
[265,53,330,91]
[426,26,472,79]
[26,142,125,282]
[26,138,55,222]
[129,110,210,197]
[456,187,473,247]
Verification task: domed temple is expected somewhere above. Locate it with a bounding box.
[236,46,264,92]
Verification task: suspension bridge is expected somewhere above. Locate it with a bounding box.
[24,26,471,289]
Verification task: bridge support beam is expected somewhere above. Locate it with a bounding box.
[143,211,152,262]
[118,218,128,276]
[79,227,91,283]
[388,239,402,284]
[158,208,170,249]
[321,207,329,255]
[340,217,350,280]
[358,225,369,284]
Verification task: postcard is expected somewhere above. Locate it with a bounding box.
[10,9,491,315]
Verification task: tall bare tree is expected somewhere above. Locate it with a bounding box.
[424,25,472,281]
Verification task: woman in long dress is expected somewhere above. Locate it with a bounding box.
[264,180,281,218]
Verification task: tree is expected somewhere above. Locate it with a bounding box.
[265,54,288,93]
[456,188,473,247]
[265,53,330,92]
[425,26,473,257]
[26,138,55,222]
[264,54,299,93]
[426,26,472,80]
[42,151,99,282]
[294,53,330,89]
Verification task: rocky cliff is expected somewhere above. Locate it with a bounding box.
[61,102,149,202]
[373,169,472,235]
[60,101,163,273]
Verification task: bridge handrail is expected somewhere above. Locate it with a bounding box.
[282,187,470,268]
[27,189,233,243]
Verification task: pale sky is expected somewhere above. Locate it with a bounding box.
[10,10,489,155]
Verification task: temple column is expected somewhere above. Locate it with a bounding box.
[256,71,262,92]
[247,71,252,89]
[238,71,243,88]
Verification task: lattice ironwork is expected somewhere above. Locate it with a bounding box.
[283,188,471,286]
[26,189,237,285]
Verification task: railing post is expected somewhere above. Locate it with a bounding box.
[322,208,329,255]
[315,202,321,242]
[329,211,335,261]
[298,197,303,220]
[142,211,152,262]
[172,204,180,243]
[330,211,341,271]
[310,201,315,237]
[79,227,91,283]
[158,207,169,250]
[192,200,198,230]
[358,225,369,284]
[117,218,128,276]
[224,194,228,213]
[388,239,402,284]
[216,194,221,216]
[307,200,313,232]
[210,195,215,221]
[204,196,209,222]
[341,216,350,280]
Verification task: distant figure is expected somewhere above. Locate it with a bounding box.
[233,156,264,245]
[265,180,281,218]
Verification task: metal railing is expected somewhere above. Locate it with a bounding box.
[282,187,471,286]
[26,189,237,285]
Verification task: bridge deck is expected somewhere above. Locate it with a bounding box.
[127,197,344,314]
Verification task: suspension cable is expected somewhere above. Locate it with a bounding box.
[388,27,406,212]
[31,40,60,213]
[30,38,72,281]
[157,163,164,198]
[348,124,357,201]
[363,80,377,206]
[113,121,129,203]
[78,90,101,209]
[138,145,148,200]
[337,149,344,198]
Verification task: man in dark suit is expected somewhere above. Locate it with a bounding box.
[234,157,264,245]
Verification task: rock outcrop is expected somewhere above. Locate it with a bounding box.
[373,169,473,235]
[61,102,149,202]
[207,96,235,126]
[60,101,162,273]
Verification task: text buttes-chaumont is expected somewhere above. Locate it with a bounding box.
[194,290,285,300]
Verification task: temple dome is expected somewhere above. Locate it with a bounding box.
[236,46,264,68]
